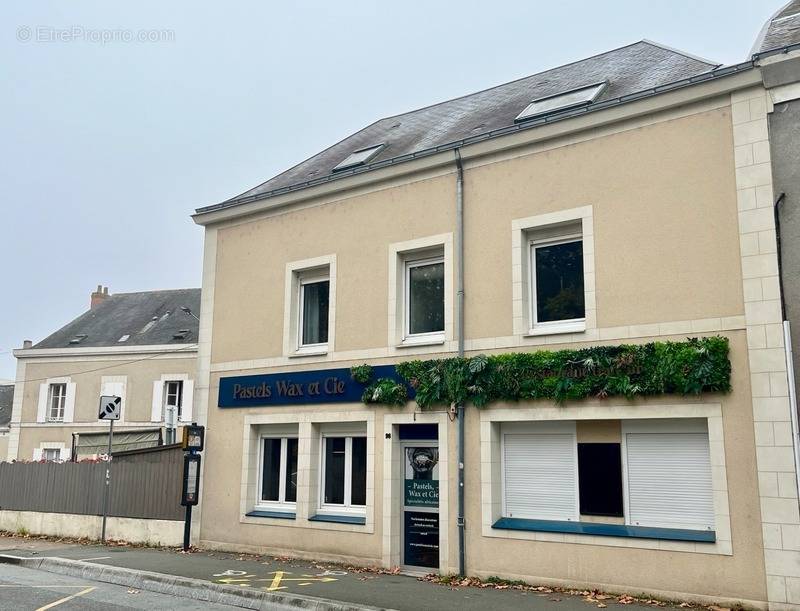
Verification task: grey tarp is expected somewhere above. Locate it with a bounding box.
[74,428,162,456]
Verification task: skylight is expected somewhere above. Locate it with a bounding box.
[332,144,384,172]
[515,82,608,123]
[118,334,130,343]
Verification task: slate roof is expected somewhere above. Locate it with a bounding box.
[753,1,800,55]
[32,289,201,349]
[0,385,13,427]
[201,40,719,212]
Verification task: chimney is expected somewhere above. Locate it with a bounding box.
[90,285,110,309]
[22,340,32,349]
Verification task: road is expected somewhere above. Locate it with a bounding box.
[0,563,242,611]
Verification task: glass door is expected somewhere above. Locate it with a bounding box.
[401,442,439,569]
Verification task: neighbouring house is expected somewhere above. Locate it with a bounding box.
[7,286,200,462]
[186,3,800,608]
[0,385,12,460]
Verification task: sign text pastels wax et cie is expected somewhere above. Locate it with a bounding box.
[217,365,410,408]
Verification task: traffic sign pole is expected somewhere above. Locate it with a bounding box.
[100,417,114,542]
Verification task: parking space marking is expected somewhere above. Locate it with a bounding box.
[79,556,111,562]
[35,586,96,610]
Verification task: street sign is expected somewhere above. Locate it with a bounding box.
[182,424,205,451]
[98,396,121,420]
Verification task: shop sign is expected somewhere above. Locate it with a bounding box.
[405,479,439,507]
[404,512,439,568]
[218,364,407,408]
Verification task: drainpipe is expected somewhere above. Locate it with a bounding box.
[454,149,466,577]
[774,193,800,500]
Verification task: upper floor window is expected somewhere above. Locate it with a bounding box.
[42,448,61,462]
[299,273,330,348]
[405,255,444,341]
[164,380,183,423]
[529,233,585,327]
[48,383,67,422]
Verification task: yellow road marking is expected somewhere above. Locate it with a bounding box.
[36,586,96,610]
[267,571,285,591]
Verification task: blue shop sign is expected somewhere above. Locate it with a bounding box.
[218,364,408,408]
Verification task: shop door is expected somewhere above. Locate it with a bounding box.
[401,442,439,569]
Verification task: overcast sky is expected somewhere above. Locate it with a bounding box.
[0,1,779,380]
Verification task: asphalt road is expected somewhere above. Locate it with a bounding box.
[0,564,242,611]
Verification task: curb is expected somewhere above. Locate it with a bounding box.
[0,554,390,611]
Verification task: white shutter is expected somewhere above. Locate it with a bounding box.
[503,432,578,521]
[32,448,42,461]
[180,380,194,423]
[100,381,125,421]
[61,448,72,462]
[625,432,714,530]
[63,382,77,423]
[151,381,164,422]
[36,384,48,423]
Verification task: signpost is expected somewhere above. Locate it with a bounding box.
[181,423,205,551]
[98,395,121,542]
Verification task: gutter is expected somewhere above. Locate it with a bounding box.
[195,57,760,218]
[454,149,466,576]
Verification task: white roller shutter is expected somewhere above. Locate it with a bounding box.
[503,432,578,521]
[625,432,714,531]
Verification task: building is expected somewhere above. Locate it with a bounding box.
[0,385,12,460]
[189,6,800,610]
[7,286,200,462]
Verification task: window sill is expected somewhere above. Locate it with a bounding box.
[309,514,366,525]
[525,322,586,337]
[246,510,296,520]
[398,336,445,349]
[492,518,715,543]
[288,347,329,358]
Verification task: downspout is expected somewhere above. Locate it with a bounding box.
[454,149,466,577]
[774,193,800,501]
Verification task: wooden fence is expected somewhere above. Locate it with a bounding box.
[0,444,184,521]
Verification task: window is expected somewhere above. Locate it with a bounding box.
[500,420,715,533]
[321,436,367,511]
[625,430,714,531]
[502,425,578,521]
[42,448,61,462]
[299,275,330,348]
[515,82,607,122]
[577,443,623,517]
[530,234,584,327]
[332,144,384,172]
[405,256,445,339]
[164,380,183,423]
[48,383,67,422]
[260,437,299,506]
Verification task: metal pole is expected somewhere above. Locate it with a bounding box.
[454,149,466,577]
[183,502,192,551]
[100,418,113,542]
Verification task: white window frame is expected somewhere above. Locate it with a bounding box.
[297,271,331,351]
[499,421,579,521]
[163,380,184,422]
[42,448,61,462]
[512,206,595,338]
[404,255,446,343]
[318,434,367,515]
[528,233,585,331]
[283,255,336,358]
[256,435,298,511]
[47,383,67,422]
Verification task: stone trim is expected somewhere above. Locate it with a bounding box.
[731,85,800,608]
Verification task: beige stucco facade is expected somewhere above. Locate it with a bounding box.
[7,348,197,462]
[192,67,800,610]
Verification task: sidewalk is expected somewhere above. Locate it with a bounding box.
[0,535,671,611]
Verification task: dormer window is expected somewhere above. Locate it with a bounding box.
[515,82,608,123]
[332,144,384,172]
[68,334,87,345]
